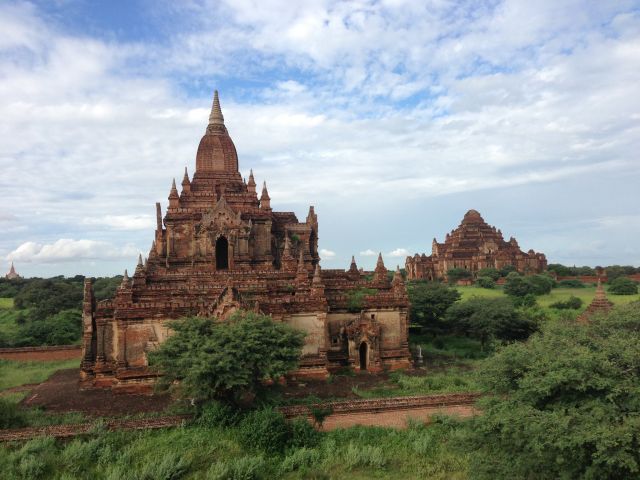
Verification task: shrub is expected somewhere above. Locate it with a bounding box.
[558,279,586,288]
[207,455,265,480]
[289,417,321,448]
[446,268,472,283]
[504,273,553,297]
[608,277,638,295]
[406,281,461,333]
[238,408,290,454]
[281,447,321,473]
[196,401,241,428]
[138,452,191,480]
[477,268,500,281]
[149,311,304,405]
[476,276,496,289]
[343,443,386,469]
[498,265,517,277]
[550,296,583,310]
[0,398,27,429]
[346,288,377,313]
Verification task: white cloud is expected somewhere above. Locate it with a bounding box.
[319,248,336,259]
[81,215,156,231]
[6,239,139,263]
[387,248,409,257]
[0,2,639,274]
[359,249,377,256]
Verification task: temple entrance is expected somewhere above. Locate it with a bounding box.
[215,236,229,270]
[359,342,368,371]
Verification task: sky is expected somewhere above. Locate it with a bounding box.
[1,0,639,278]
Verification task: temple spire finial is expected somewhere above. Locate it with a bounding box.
[209,90,224,126]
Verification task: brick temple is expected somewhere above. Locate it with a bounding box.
[405,209,547,281]
[81,91,411,391]
[5,262,20,280]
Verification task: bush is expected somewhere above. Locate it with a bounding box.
[207,455,265,480]
[289,417,321,448]
[238,408,290,454]
[0,398,27,429]
[346,288,377,313]
[406,281,461,333]
[511,293,537,308]
[445,297,540,349]
[463,304,640,479]
[476,276,496,289]
[280,447,321,473]
[550,296,583,310]
[558,279,586,288]
[196,401,241,428]
[149,311,304,405]
[477,268,500,281]
[498,265,517,277]
[504,273,553,297]
[608,277,638,295]
[343,443,386,469]
[446,268,472,283]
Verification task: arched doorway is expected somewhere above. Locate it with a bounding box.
[359,342,368,371]
[216,236,229,270]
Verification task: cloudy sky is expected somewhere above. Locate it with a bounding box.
[1,0,639,278]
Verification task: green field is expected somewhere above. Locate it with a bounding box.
[456,285,639,312]
[0,359,80,392]
[0,298,14,309]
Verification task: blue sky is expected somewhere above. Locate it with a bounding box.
[1,0,639,278]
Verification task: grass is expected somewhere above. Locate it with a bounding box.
[456,285,639,314]
[0,417,470,479]
[0,359,79,391]
[0,298,14,309]
[0,308,22,343]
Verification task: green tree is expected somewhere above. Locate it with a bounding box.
[503,272,553,297]
[463,304,640,479]
[498,265,516,277]
[476,276,496,289]
[446,268,472,283]
[608,277,638,295]
[445,297,539,350]
[476,268,500,281]
[148,311,305,405]
[406,281,461,333]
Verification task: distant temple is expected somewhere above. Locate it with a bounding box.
[577,279,613,324]
[81,91,410,391]
[405,209,547,281]
[5,262,20,280]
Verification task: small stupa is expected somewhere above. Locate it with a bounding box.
[577,278,613,324]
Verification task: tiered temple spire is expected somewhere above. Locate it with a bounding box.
[208,90,224,126]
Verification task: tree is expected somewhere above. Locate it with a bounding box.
[498,265,516,277]
[503,272,553,298]
[550,296,583,310]
[608,277,638,295]
[446,268,472,283]
[406,281,461,333]
[476,276,496,289]
[463,303,640,479]
[148,311,305,405]
[444,297,539,349]
[476,268,500,281]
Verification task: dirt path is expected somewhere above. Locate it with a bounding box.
[22,369,172,417]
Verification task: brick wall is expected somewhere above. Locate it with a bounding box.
[0,345,82,361]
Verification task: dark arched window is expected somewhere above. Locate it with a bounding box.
[216,236,229,270]
[359,342,368,370]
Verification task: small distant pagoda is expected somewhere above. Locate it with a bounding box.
[5,262,20,280]
[577,279,614,324]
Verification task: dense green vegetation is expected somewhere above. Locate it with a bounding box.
[608,276,639,295]
[463,303,640,479]
[149,312,305,405]
[406,281,460,333]
[0,276,121,347]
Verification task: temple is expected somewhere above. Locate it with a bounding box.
[81,91,411,391]
[577,279,613,324]
[5,262,20,280]
[405,209,547,281]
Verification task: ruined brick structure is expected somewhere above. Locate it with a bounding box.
[81,91,411,391]
[5,262,20,280]
[405,209,547,281]
[577,279,613,324]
